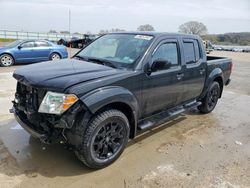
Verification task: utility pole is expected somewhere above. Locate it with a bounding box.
[69,9,71,57]
[69,9,71,34]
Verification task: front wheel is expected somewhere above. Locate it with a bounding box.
[198,82,221,114]
[75,109,130,169]
[0,54,14,67]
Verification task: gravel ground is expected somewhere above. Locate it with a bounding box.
[0,51,249,188]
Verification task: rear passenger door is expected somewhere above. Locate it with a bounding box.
[34,41,52,61]
[181,39,206,102]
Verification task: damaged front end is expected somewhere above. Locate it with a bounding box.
[11,82,88,145]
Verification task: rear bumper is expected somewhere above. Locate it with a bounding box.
[61,50,68,58]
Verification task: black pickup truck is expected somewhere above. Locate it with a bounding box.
[12,32,232,169]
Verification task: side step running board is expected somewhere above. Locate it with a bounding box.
[138,101,201,130]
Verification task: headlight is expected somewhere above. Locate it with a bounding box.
[38,91,78,115]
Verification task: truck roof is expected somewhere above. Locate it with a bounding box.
[107,31,199,39]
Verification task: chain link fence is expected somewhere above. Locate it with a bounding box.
[0,30,84,41]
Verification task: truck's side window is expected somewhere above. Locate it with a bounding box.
[183,42,196,64]
[152,42,179,69]
[193,40,200,61]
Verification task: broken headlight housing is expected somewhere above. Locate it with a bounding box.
[38,91,78,115]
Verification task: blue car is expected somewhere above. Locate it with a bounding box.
[0,39,68,67]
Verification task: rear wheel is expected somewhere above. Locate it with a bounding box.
[50,53,61,61]
[0,54,14,67]
[75,109,130,169]
[198,82,221,113]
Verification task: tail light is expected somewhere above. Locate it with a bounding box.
[230,63,233,75]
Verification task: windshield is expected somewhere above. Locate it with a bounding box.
[4,40,22,48]
[75,34,154,69]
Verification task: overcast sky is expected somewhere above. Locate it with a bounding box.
[0,0,249,34]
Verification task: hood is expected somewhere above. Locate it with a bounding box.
[13,59,127,92]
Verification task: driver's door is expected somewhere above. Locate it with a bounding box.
[14,41,36,62]
[142,39,184,117]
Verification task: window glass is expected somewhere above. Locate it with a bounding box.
[77,34,153,67]
[36,41,50,47]
[86,37,118,58]
[152,42,179,68]
[193,40,200,61]
[183,42,196,64]
[21,42,35,48]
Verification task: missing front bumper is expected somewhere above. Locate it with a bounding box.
[13,107,47,138]
[12,107,59,144]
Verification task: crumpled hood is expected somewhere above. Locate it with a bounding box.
[13,59,127,92]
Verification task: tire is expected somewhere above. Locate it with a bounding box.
[0,54,14,67]
[50,53,61,61]
[198,82,221,114]
[75,109,130,169]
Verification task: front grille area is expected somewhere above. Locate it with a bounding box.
[13,82,67,144]
[14,82,50,133]
[15,82,46,113]
[13,82,82,144]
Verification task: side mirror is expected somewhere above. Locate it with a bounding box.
[18,45,22,50]
[151,58,171,72]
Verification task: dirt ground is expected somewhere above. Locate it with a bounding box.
[0,51,250,188]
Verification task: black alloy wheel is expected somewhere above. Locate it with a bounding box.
[91,121,126,161]
[198,81,221,114]
[75,109,130,169]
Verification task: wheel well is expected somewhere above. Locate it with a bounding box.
[50,52,61,58]
[94,102,136,139]
[0,53,15,62]
[213,77,223,97]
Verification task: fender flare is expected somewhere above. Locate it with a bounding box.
[49,51,62,59]
[200,68,224,99]
[80,86,139,137]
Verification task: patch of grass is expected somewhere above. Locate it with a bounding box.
[0,38,16,42]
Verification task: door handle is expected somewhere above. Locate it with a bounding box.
[199,68,205,74]
[176,73,184,80]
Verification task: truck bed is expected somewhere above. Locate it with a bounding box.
[206,56,232,85]
[207,56,230,62]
